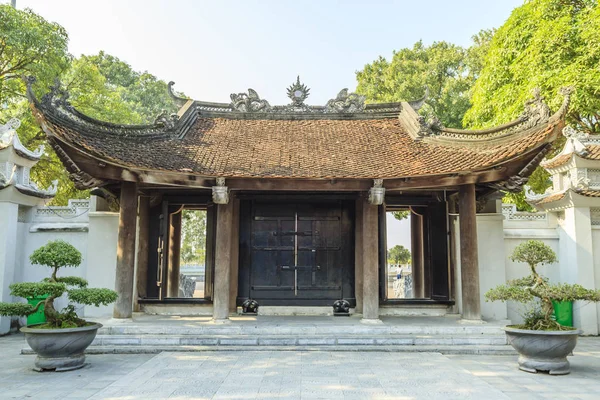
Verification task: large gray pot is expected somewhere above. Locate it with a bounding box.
[20,323,101,372]
[504,326,581,375]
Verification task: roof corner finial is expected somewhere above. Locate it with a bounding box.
[549,86,575,124]
[407,86,429,111]
[167,81,189,108]
[23,75,38,104]
[519,87,551,127]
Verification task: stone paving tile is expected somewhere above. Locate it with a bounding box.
[1,333,599,399]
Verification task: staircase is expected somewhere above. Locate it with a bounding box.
[33,315,516,356]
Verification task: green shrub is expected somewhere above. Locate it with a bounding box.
[0,240,117,328]
[485,240,600,330]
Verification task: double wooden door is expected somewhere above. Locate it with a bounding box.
[238,200,354,306]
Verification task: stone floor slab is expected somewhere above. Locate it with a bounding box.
[1,333,599,399]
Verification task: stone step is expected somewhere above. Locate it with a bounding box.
[21,344,517,356]
[97,325,505,336]
[90,334,508,347]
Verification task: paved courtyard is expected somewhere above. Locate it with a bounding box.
[0,334,599,399]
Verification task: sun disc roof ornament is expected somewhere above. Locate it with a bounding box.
[287,76,310,107]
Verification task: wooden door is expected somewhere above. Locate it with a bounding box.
[239,200,354,306]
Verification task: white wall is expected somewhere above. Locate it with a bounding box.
[0,199,119,330]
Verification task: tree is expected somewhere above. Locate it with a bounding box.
[180,210,207,266]
[486,240,600,330]
[464,0,600,209]
[387,245,411,265]
[0,5,70,107]
[1,6,180,204]
[0,240,117,328]
[356,31,494,128]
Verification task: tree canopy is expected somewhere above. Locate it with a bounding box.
[0,6,179,205]
[387,245,411,265]
[464,0,600,209]
[356,31,493,128]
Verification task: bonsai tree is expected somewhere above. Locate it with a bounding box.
[0,240,118,328]
[485,240,600,330]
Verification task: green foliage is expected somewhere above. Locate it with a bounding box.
[464,0,600,207]
[387,245,411,265]
[0,302,36,317]
[510,240,557,271]
[68,288,118,307]
[356,31,493,128]
[29,240,82,270]
[55,276,88,288]
[486,240,600,330]
[180,210,207,265]
[0,5,70,105]
[0,241,116,328]
[391,211,409,221]
[465,0,600,132]
[9,282,66,298]
[0,6,180,205]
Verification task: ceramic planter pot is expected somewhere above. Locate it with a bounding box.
[20,323,102,371]
[504,326,581,375]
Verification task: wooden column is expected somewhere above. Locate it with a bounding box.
[459,183,481,320]
[213,201,233,321]
[167,211,182,298]
[411,212,424,298]
[133,196,149,311]
[361,198,380,321]
[113,181,138,319]
[229,197,240,313]
[354,199,364,313]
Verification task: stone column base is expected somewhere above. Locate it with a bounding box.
[360,318,383,325]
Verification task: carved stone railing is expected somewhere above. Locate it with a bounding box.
[33,199,90,222]
[502,204,547,221]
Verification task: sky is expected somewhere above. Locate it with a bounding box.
[10,0,523,106]
[7,0,523,251]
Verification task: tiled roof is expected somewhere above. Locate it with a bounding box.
[534,191,567,205]
[41,115,559,180]
[542,154,573,169]
[542,145,600,169]
[27,81,572,182]
[576,189,600,198]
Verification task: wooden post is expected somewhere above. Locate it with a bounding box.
[459,183,481,320]
[133,196,149,311]
[354,199,364,313]
[361,198,380,322]
[411,212,424,298]
[167,211,182,298]
[213,201,233,321]
[113,181,138,319]
[229,197,240,313]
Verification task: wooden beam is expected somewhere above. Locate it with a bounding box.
[229,197,240,312]
[167,211,182,298]
[133,196,149,311]
[113,181,138,319]
[458,183,481,320]
[213,201,233,321]
[361,197,380,321]
[354,198,364,313]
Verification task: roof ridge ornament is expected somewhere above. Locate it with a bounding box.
[154,110,180,130]
[167,82,189,108]
[518,88,551,128]
[407,86,429,111]
[562,125,588,141]
[230,89,272,112]
[287,76,310,107]
[324,89,366,113]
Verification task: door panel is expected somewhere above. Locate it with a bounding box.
[240,200,354,305]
